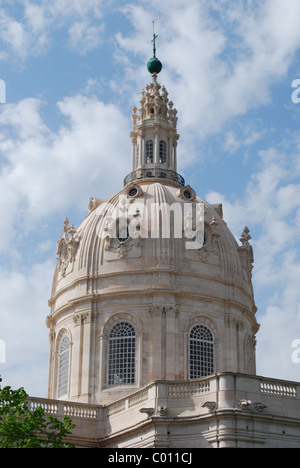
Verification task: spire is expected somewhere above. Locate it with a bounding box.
[147,21,163,77]
[124,28,184,188]
[152,21,158,58]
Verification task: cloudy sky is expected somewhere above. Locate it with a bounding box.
[1,0,300,397]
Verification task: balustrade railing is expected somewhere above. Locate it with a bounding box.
[124,168,185,186]
[260,379,297,398]
[26,374,299,425]
[27,397,100,420]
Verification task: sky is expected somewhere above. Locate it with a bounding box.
[1,0,300,397]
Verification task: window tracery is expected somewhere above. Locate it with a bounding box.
[108,322,136,386]
[146,139,154,164]
[159,140,167,164]
[189,325,214,379]
[57,335,70,398]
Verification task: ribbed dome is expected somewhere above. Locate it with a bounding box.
[52,181,255,310]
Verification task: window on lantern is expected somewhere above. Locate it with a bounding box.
[189,325,214,379]
[146,139,154,164]
[108,322,136,386]
[159,140,167,164]
[57,335,70,398]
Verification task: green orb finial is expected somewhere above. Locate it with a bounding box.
[147,21,162,75]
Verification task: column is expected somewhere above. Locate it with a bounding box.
[165,306,178,380]
[149,306,163,381]
[131,138,136,172]
[141,134,145,168]
[80,312,95,401]
[71,315,82,400]
[168,136,173,170]
[154,128,159,166]
[47,328,56,399]
[174,141,178,172]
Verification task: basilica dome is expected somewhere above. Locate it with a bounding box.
[47,56,259,405]
[52,181,255,313]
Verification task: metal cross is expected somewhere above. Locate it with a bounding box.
[151,21,158,57]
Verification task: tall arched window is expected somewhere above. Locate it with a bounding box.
[189,325,214,379]
[108,322,136,386]
[57,336,70,398]
[159,140,167,164]
[145,139,154,164]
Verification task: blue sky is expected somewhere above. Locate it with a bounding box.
[1,0,300,397]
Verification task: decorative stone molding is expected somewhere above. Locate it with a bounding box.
[48,326,55,344]
[157,406,167,416]
[238,226,254,282]
[140,408,155,418]
[211,203,223,219]
[134,82,178,129]
[56,218,79,277]
[88,197,103,214]
[224,316,245,331]
[176,185,196,202]
[254,402,269,413]
[197,223,220,263]
[149,305,178,317]
[238,399,252,409]
[104,197,142,260]
[115,241,138,260]
[124,183,144,199]
[101,313,143,338]
[201,401,217,412]
[73,311,96,327]
[185,315,220,344]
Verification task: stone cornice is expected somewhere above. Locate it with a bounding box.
[50,267,256,309]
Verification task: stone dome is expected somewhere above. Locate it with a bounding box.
[52,181,255,308]
[47,73,259,405]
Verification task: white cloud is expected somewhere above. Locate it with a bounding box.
[68,21,105,54]
[223,129,265,154]
[0,92,130,396]
[0,260,54,397]
[206,141,300,381]
[1,0,300,394]
[115,0,300,147]
[0,9,29,59]
[0,94,130,253]
[0,0,108,61]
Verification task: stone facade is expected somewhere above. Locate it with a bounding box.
[42,70,300,448]
[29,373,300,448]
[47,178,259,406]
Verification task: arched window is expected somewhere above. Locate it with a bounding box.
[159,140,167,164]
[57,336,70,398]
[108,322,136,386]
[189,325,214,379]
[145,139,154,164]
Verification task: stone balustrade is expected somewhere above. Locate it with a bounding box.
[26,373,300,447]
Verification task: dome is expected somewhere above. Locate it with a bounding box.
[47,72,259,406]
[52,181,254,303]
